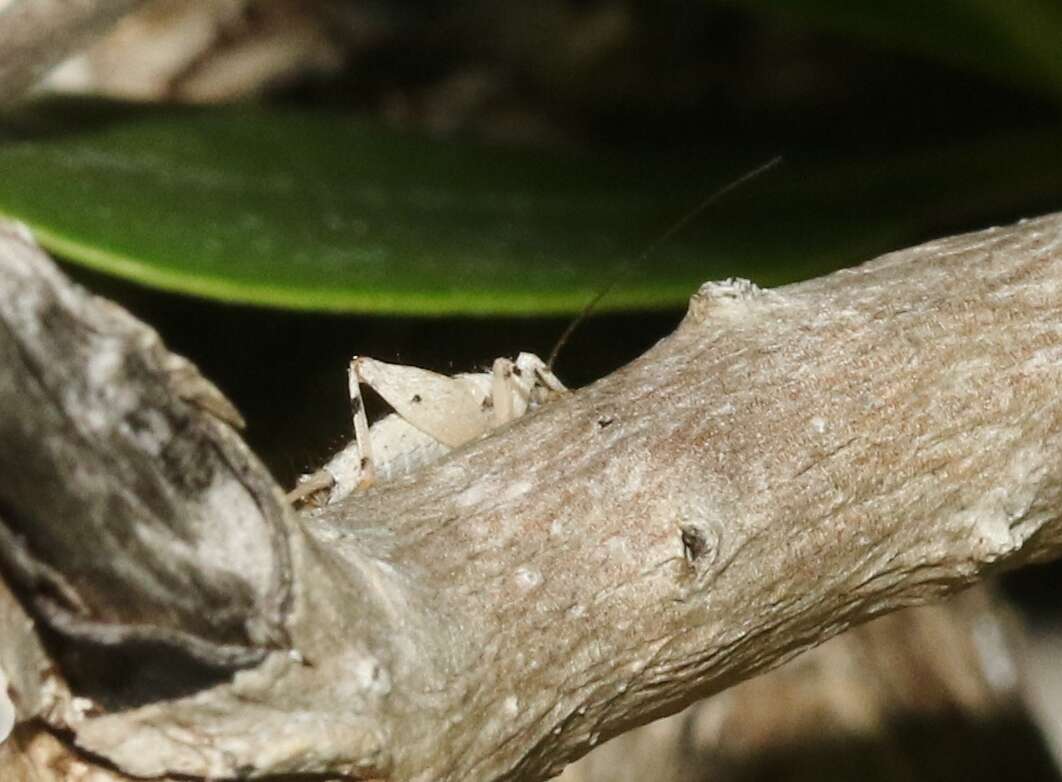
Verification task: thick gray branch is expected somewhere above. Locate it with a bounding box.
[0,222,289,666]
[560,588,1036,782]
[322,212,1062,781]
[2,212,1062,780]
[0,0,149,103]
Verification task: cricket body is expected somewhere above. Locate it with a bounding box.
[289,352,567,506]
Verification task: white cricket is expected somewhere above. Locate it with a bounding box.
[289,352,567,506]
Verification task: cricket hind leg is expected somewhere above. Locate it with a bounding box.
[348,357,377,489]
[354,356,490,448]
[285,356,377,506]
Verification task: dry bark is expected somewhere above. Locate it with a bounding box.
[2,211,1062,780]
[560,588,1059,782]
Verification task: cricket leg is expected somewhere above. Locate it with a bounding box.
[285,358,377,505]
[491,357,517,425]
[286,470,335,506]
[349,357,377,489]
[515,352,568,395]
[355,356,490,448]
[534,365,567,395]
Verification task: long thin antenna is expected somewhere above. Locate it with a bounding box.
[546,155,783,369]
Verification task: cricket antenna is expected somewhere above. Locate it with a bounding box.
[546,155,783,369]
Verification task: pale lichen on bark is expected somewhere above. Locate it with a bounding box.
[2,212,1062,780]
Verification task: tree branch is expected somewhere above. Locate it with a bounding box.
[0,221,289,667]
[560,588,1044,782]
[2,211,1062,780]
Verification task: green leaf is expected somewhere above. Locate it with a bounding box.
[0,102,1059,315]
[722,0,1062,100]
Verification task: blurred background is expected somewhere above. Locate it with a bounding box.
[3,1,1062,779]
[7,0,1058,483]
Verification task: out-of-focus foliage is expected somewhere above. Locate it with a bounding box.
[0,2,1060,314]
[0,102,1059,314]
[727,0,1062,100]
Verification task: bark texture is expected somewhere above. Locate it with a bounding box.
[561,588,1058,782]
[2,211,1062,780]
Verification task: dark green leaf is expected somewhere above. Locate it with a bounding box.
[0,103,1058,314]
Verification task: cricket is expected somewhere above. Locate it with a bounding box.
[288,351,567,506]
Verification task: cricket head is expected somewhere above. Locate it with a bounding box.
[510,352,568,413]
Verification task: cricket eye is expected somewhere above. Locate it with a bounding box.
[411,394,422,403]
